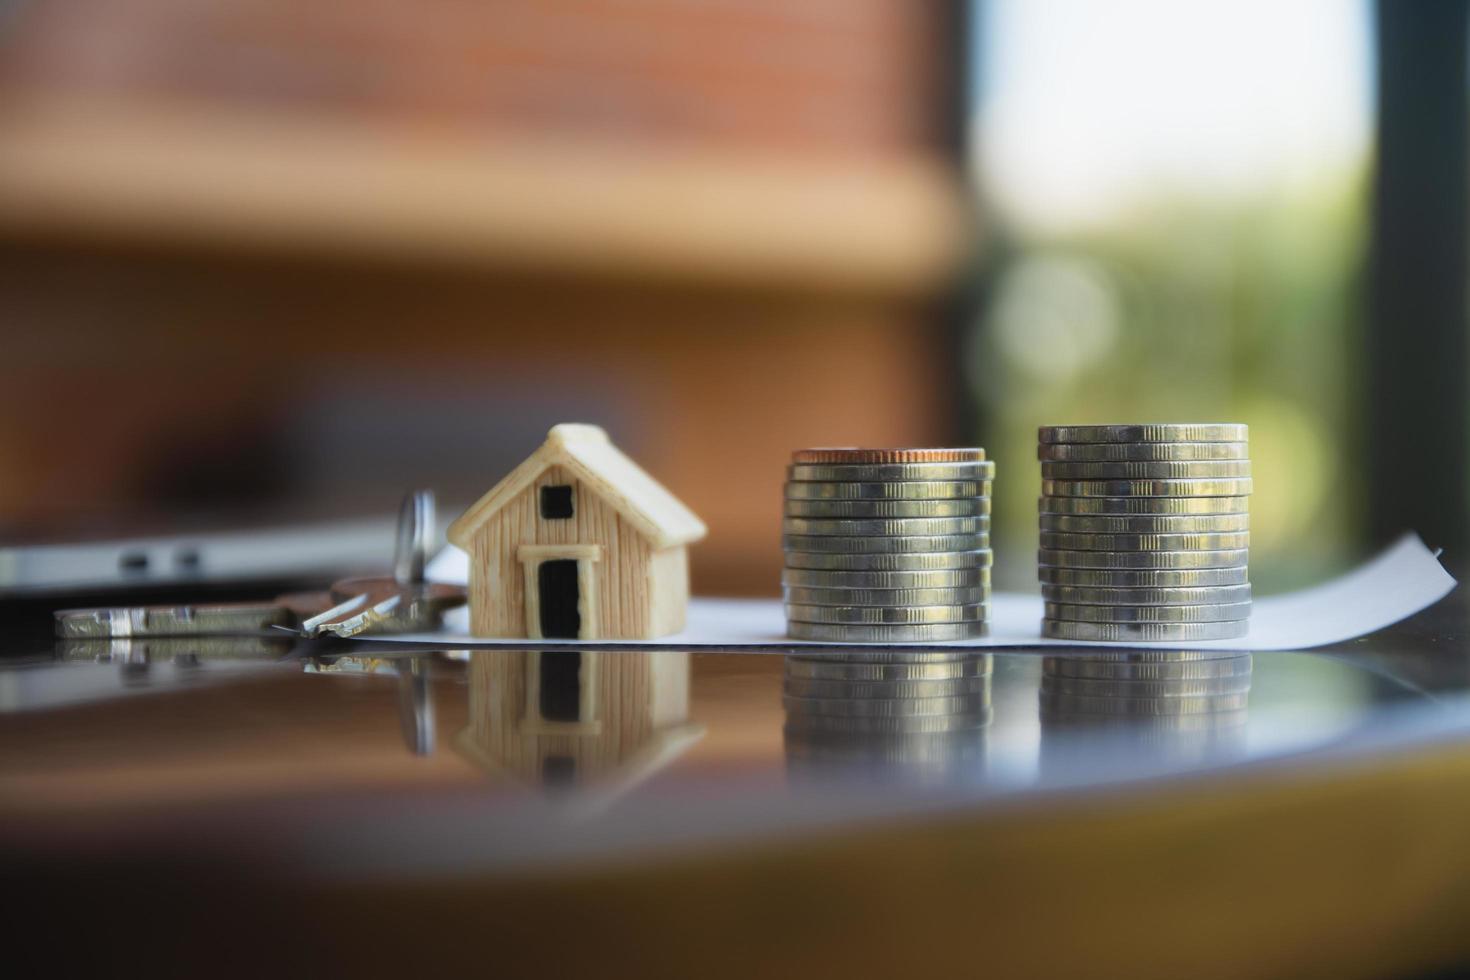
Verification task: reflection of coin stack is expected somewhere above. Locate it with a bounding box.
[782,448,993,642]
[1040,651,1253,751]
[1037,424,1251,641]
[784,653,993,779]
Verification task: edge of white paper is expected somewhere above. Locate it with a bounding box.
[376,532,1455,652]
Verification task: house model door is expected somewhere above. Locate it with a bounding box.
[537,560,581,638]
[518,544,601,640]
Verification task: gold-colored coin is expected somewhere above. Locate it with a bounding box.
[788,480,989,500]
[789,462,994,482]
[786,621,990,643]
[782,533,988,554]
[785,603,986,625]
[1038,441,1249,462]
[792,448,986,464]
[786,497,991,518]
[1044,600,1252,623]
[1042,478,1253,498]
[1039,583,1251,606]
[1040,460,1251,480]
[781,516,988,537]
[1041,620,1249,641]
[1037,531,1249,552]
[1038,512,1248,533]
[1038,548,1248,570]
[782,585,990,607]
[1037,565,1249,588]
[781,567,991,589]
[1038,424,1248,444]
[1040,495,1250,515]
[786,550,993,572]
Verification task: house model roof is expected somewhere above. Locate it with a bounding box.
[447,424,708,551]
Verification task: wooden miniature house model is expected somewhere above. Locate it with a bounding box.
[446,424,707,640]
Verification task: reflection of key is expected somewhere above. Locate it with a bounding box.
[55,491,466,640]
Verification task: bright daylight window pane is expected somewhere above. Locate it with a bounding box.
[968,0,1373,589]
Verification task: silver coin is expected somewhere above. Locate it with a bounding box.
[784,654,992,680]
[781,516,988,537]
[784,692,990,717]
[783,533,989,555]
[1042,654,1252,681]
[784,709,993,735]
[1037,531,1250,552]
[785,498,991,518]
[785,549,993,572]
[1044,600,1252,623]
[788,462,995,482]
[1038,548,1248,570]
[783,585,989,607]
[1040,674,1253,698]
[781,567,991,589]
[1040,460,1251,480]
[1038,423,1248,444]
[1042,477,1253,498]
[785,602,986,625]
[786,480,989,500]
[1037,565,1248,588]
[1038,690,1250,714]
[1041,620,1250,641]
[1038,441,1250,462]
[783,674,992,699]
[787,620,990,643]
[1038,512,1249,534]
[1040,495,1251,515]
[1039,583,1252,606]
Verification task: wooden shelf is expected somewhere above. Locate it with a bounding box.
[0,98,969,297]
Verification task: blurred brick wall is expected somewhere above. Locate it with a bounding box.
[0,0,966,595]
[0,0,954,154]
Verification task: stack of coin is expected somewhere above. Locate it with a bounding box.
[1039,651,1253,763]
[784,653,993,780]
[782,448,994,642]
[1037,424,1251,641]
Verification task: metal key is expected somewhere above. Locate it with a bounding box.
[295,491,463,639]
[55,491,465,640]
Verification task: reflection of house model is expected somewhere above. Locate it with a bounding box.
[456,650,703,794]
[447,424,707,639]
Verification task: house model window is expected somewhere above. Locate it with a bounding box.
[539,485,574,519]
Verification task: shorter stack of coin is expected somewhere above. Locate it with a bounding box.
[1038,424,1251,641]
[783,448,993,642]
[1039,651,1253,761]
[784,653,993,778]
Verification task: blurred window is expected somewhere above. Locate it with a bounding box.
[969,0,1372,588]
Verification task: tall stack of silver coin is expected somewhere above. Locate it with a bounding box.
[784,653,993,778]
[1037,424,1251,641]
[782,448,993,642]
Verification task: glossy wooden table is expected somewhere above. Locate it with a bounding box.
[3,590,1470,979]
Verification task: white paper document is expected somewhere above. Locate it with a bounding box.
[392,533,1455,651]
